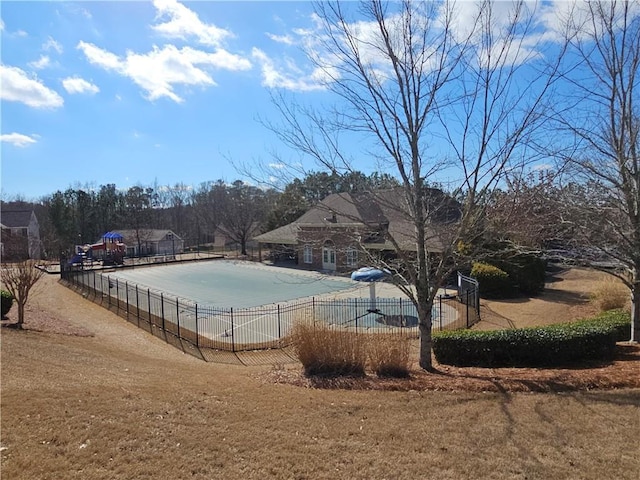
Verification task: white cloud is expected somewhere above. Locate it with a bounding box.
[62,76,99,95]
[0,19,4,31]
[261,2,576,93]
[252,48,325,92]
[152,0,232,47]
[28,55,51,70]
[532,163,553,172]
[266,33,294,45]
[1,132,38,147]
[0,64,63,108]
[42,36,63,54]
[77,41,120,70]
[78,41,251,102]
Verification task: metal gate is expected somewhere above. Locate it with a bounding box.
[457,272,480,327]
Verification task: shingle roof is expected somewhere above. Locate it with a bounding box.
[254,188,460,253]
[0,210,34,228]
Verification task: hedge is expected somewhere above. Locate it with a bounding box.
[433,310,631,367]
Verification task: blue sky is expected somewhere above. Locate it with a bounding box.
[2,1,630,201]
[1,0,338,200]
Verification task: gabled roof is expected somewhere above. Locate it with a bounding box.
[295,192,387,227]
[251,223,299,245]
[254,187,460,253]
[0,210,35,229]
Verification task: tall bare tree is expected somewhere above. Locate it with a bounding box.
[554,0,640,342]
[262,0,564,369]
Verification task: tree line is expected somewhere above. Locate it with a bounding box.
[1,171,399,258]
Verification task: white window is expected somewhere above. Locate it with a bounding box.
[346,247,358,267]
[303,245,313,264]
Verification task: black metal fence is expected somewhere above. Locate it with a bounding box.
[60,267,480,361]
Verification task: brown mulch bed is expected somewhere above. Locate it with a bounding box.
[264,343,640,393]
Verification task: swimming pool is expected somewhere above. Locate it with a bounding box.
[107,260,357,308]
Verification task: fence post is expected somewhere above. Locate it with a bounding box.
[195,303,199,347]
[108,276,111,308]
[161,293,165,332]
[116,280,120,314]
[355,297,358,333]
[147,288,151,323]
[439,295,443,331]
[136,285,140,327]
[125,281,129,318]
[176,298,181,339]
[230,308,235,352]
[277,304,281,340]
[466,290,470,328]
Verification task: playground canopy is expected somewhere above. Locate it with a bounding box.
[102,231,124,240]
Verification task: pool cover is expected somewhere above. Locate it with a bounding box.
[107,260,356,309]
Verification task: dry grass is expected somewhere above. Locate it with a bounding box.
[590,276,630,312]
[290,323,367,376]
[1,271,639,479]
[2,327,639,480]
[289,323,411,378]
[366,333,411,377]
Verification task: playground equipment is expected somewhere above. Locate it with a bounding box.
[70,231,126,266]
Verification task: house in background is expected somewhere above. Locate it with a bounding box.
[254,188,460,273]
[0,209,41,260]
[96,229,185,258]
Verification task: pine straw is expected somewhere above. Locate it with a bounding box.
[264,343,640,393]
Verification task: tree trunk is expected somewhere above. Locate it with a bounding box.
[417,301,435,371]
[17,301,25,328]
[631,283,640,343]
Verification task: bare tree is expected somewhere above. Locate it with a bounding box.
[261,0,564,369]
[554,0,640,342]
[218,181,269,256]
[1,260,46,328]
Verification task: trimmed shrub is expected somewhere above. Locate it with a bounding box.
[594,309,632,342]
[290,323,366,377]
[1,290,13,319]
[433,311,631,367]
[367,334,411,378]
[470,262,513,299]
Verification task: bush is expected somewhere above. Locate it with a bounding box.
[432,311,631,367]
[470,262,513,299]
[290,323,366,377]
[1,290,14,319]
[367,334,411,378]
[591,278,629,312]
[494,254,547,296]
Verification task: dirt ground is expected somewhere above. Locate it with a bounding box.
[475,266,607,331]
[1,267,639,479]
